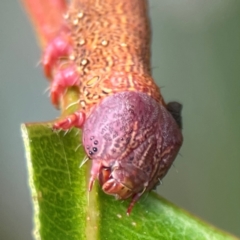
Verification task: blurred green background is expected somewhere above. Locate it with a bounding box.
[0,0,239,239]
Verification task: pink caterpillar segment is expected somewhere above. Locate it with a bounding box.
[83,91,182,214]
[42,0,183,214]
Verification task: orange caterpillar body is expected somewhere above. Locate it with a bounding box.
[43,0,183,214]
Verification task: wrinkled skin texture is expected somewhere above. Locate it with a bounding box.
[83,91,182,213]
[42,0,183,214]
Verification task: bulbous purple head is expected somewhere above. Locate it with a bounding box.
[83,91,183,206]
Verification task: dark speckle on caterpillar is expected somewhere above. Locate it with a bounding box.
[43,0,183,215]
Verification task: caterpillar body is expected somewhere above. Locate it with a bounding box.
[43,0,183,214]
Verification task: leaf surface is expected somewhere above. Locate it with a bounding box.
[21,123,238,240]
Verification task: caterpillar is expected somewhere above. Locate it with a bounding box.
[43,0,183,215]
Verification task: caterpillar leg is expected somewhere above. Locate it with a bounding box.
[127,192,143,216]
[42,33,81,108]
[51,64,79,108]
[42,35,72,79]
[53,111,85,130]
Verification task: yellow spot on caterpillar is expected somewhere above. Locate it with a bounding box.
[69,54,75,61]
[77,12,84,18]
[92,94,99,100]
[101,40,108,46]
[81,59,88,65]
[73,18,79,25]
[80,100,86,108]
[86,76,99,87]
[101,87,112,94]
[84,89,89,96]
[79,39,85,45]
[120,42,127,47]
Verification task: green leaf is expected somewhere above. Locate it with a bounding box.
[21,123,238,240]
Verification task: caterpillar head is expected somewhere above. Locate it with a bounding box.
[83,91,183,213]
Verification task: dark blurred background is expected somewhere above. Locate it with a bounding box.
[0,1,239,239]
